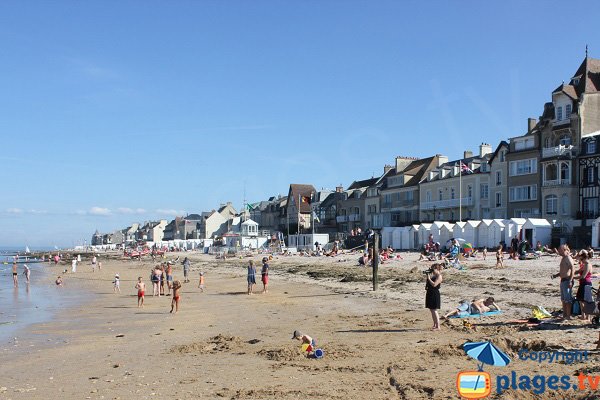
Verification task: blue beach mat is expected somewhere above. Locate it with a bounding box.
[450,310,503,319]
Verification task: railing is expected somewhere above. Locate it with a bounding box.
[381,202,392,210]
[542,145,575,159]
[348,214,360,222]
[421,197,474,210]
[336,215,348,223]
[542,179,572,187]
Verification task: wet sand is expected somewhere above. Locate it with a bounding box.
[1,251,600,399]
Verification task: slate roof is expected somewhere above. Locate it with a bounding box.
[288,184,316,213]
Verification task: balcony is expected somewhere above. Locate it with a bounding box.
[421,197,474,210]
[348,214,360,222]
[542,145,576,159]
[336,215,348,223]
[542,178,572,187]
[381,202,392,210]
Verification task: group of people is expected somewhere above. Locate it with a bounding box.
[247,257,269,295]
[11,262,31,287]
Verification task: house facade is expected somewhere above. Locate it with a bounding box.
[579,133,600,223]
[488,141,509,219]
[506,129,541,218]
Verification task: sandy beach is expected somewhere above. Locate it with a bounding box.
[2,251,600,399]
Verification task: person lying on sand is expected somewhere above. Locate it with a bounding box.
[443,297,499,319]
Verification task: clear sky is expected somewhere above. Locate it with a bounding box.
[1,1,599,247]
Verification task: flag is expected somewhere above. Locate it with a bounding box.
[245,203,257,211]
[301,196,311,204]
[312,211,320,223]
[460,162,473,174]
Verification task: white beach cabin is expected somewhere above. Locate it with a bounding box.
[592,218,600,248]
[477,220,494,249]
[418,223,433,248]
[382,227,394,249]
[410,225,420,249]
[439,222,454,245]
[453,221,480,247]
[505,218,527,242]
[523,219,552,246]
[488,219,506,249]
[431,221,446,244]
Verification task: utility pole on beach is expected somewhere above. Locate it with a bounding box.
[372,232,379,291]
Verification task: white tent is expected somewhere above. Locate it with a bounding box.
[488,219,506,249]
[523,219,552,246]
[453,220,480,247]
[418,223,432,248]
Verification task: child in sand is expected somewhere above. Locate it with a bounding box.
[171,280,181,314]
[55,276,63,286]
[113,273,121,293]
[135,277,145,308]
[292,330,316,355]
[482,247,487,261]
[198,272,205,292]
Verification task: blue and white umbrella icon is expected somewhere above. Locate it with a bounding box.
[463,341,511,370]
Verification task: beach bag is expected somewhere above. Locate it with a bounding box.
[531,306,551,320]
[572,300,581,316]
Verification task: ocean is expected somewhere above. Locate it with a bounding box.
[0,250,79,343]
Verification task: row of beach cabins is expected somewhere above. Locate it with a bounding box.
[381,218,553,251]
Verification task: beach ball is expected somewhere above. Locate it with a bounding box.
[314,349,324,359]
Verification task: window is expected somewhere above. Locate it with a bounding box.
[561,194,569,215]
[496,171,502,186]
[451,187,455,199]
[406,191,414,202]
[565,104,572,118]
[480,162,488,172]
[559,135,571,146]
[383,194,392,206]
[545,195,558,215]
[438,189,443,201]
[495,192,502,207]
[544,137,552,148]
[481,184,489,199]
[588,140,596,154]
[560,162,570,181]
[587,167,596,184]
[545,164,557,181]
[500,151,506,162]
[514,138,534,151]
[556,106,563,121]
[467,185,473,199]
[509,185,537,202]
[426,191,432,203]
[509,159,537,176]
[367,188,378,197]
[584,198,599,216]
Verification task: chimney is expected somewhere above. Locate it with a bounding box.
[479,143,492,157]
[528,118,537,132]
[436,154,448,167]
[384,164,393,174]
[464,150,473,159]
[336,185,344,193]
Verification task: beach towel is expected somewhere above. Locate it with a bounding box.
[449,310,502,319]
[531,306,552,320]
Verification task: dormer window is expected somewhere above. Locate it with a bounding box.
[565,104,572,118]
[556,106,563,121]
[588,140,597,154]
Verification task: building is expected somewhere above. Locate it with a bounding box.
[379,155,446,227]
[579,133,600,223]
[419,146,492,222]
[336,177,378,233]
[284,184,317,234]
[488,141,509,219]
[506,125,541,218]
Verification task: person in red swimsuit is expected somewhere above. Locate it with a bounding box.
[171,280,181,314]
[135,277,146,308]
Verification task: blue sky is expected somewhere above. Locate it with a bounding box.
[1,1,599,247]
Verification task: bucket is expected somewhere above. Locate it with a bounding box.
[314,348,324,359]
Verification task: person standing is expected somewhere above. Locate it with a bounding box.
[261,257,269,294]
[12,262,18,287]
[425,263,443,330]
[23,264,31,284]
[552,244,576,320]
[71,258,77,273]
[91,255,97,272]
[510,236,519,260]
[135,277,145,308]
[247,260,256,295]
[575,250,594,321]
[182,257,191,283]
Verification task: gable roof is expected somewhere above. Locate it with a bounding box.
[287,184,316,213]
[571,56,600,95]
[348,177,378,190]
[488,141,509,164]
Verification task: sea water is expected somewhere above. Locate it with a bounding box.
[0,250,80,342]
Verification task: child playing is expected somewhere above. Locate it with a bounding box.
[113,273,121,293]
[482,247,488,261]
[135,277,145,308]
[198,272,205,292]
[55,276,63,286]
[292,330,317,356]
[171,280,181,314]
[495,245,504,268]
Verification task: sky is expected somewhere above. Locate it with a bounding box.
[1,1,599,247]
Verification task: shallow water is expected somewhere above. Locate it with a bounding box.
[0,257,83,342]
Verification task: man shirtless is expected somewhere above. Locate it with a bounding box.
[12,262,18,287]
[552,245,575,320]
[135,277,146,308]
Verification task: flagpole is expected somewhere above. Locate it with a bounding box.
[459,162,462,223]
[298,194,301,235]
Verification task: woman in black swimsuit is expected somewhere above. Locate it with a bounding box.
[425,263,443,330]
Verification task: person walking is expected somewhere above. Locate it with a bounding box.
[261,257,269,294]
[247,260,256,295]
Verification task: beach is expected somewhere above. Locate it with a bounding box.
[1,251,600,399]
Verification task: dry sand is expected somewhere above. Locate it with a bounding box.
[1,251,600,399]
